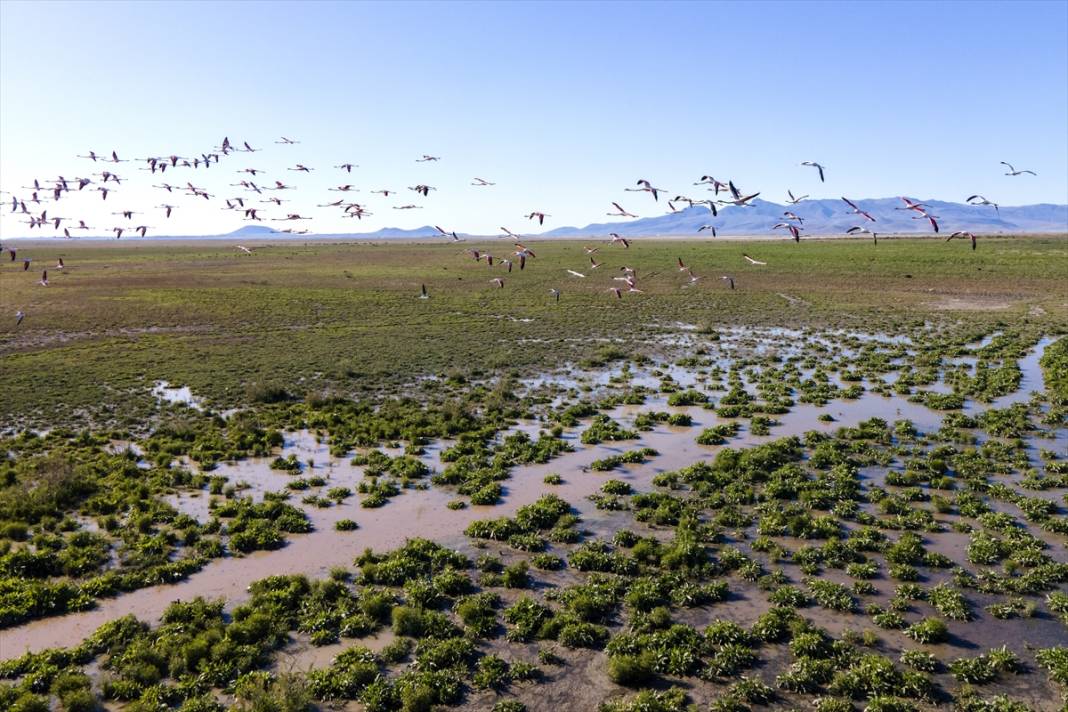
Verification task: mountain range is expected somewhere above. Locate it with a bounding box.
[257,198,1064,238]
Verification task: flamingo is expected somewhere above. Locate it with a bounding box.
[801,161,825,182]
[525,212,550,225]
[410,185,436,196]
[772,222,802,241]
[471,178,495,186]
[289,164,313,172]
[965,195,999,214]
[607,202,638,218]
[416,155,441,162]
[420,284,429,299]
[846,226,878,245]
[39,270,48,286]
[717,192,760,207]
[608,287,623,299]
[56,258,64,270]
[897,197,929,212]
[912,211,940,233]
[113,227,124,239]
[743,254,766,265]
[783,211,804,224]
[499,227,521,240]
[566,270,587,278]
[589,256,602,269]
[786,190,808,204]
[276,136,300,144]
[676,257,689,272]
[609,233,630,248]
[947,231,977,250]
[695,176,730,194]
[15,310,24,326]
[583,245,600,254]
[721,275,735,290]
[491,277,504,288]
[237,245,253,255]
[625,179,665,201]
[698,225,717,236]
[842,197,875,222]
[549,288,560,302]
[1000,161,1036,176]
[335,163,357,172]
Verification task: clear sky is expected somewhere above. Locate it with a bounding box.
[1,0,1066,237]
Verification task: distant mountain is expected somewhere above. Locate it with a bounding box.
[227,225,278,236]
[541,199,1068,237]
[350,225,443,238]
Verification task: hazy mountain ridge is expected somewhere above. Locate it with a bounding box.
[540,198,1068,237]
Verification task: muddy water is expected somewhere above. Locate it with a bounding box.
[1,333,1062,660]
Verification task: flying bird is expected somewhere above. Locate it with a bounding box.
[471,178,495,186]
[335,163,357,172]
[491,277,504,288]
[801,161,825,182]
[721,276,735,290]
[772,222,802,241]
[947,231,977,250]
[416,155,441,162]
[697,225,717,236]
[609,233,630,248]
[15,310,24,326]
[626,179,665,201]
[525,212,550,225]
[607,202,638,218]
[1000,162,1036,176]
[786,190,808,204]
[410,185,436,196]
[842,197,875,222]
[566,270,587,278]
[39,270,48,286]
[549,288,560,302]
[237,245,253,254]
[965,195,999,214]
[420,284,429,299]
[276,136,300,144]
[846,226,878,245]
[743,254,766,265]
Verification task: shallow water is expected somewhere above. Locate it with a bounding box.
[2,331,1063,662]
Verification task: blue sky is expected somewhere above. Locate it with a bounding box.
[1,0,1065,236]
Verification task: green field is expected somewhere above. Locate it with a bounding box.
[2,236,1066,430]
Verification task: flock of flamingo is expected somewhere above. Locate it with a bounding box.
[1,135,1039,324]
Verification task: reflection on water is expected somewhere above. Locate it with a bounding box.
[152,380,204,410]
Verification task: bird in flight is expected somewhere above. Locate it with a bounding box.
[549,288,560,302]
[783,211,804,224]
[717,192,760,207]
[607,202,638,218]
[1000,161,1036,176]
[566,269,586,278]
[841,197,875,222]
[276,136,300,144]
[743,254,766,265]
[801,161,825,182]
[721,275,735,290]
[499,227,521,240]
[697,225,717,236]
[846,226,878,245]
[237,245,253,254]
[786,190,808,204]
[416,155,441,162]
[626,179,665,202]
[335,163,357,172]
[772,222,802,241]
[965,195,999,214]
[420,284,429,299]
[39,270,49,286]
[911,210,940,233]
[947,231,978,250]
[410,185,436,196]
[15,310,24,326]
[525,212,550,225]
[609,233,630,248]
[471,178,495,186]
[491,277,505,289]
